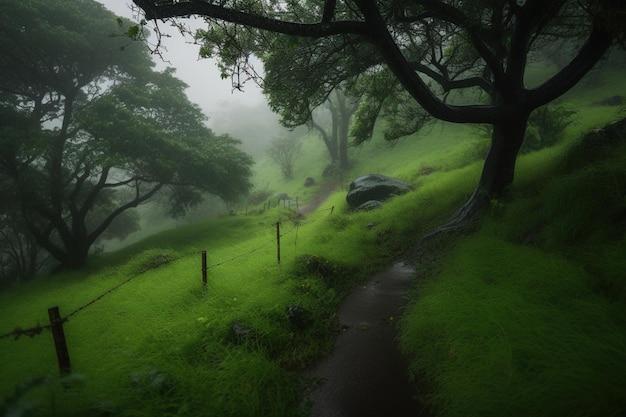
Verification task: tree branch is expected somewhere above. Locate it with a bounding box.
[356,2,501,124]
[408,61,492,94]
[133,0,367,37]
[87,182,163,247]
[396,0,505,83]
[527,25,613,107]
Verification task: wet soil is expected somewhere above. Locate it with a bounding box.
[305,261,427,417]
[299,181,339,215]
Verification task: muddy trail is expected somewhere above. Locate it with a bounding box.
[304,261,429,417]
[298,181,341,215]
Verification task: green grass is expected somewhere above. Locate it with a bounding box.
[400,236,626,417]
[399,118,626,417]
[0,137,480,416]
[0,129,478,417]
[2,59,626,417]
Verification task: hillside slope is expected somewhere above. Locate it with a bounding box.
[399,119,626,417]
[0,62,624,416]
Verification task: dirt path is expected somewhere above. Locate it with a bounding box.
[298,181,340,215]
[304,261,427,417]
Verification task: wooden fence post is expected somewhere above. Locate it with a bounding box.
[201,250,207,287]
[276,222,281,265]
[48,306,71,375]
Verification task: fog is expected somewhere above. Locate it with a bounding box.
[97,0,287,154]
[92,0,299,251]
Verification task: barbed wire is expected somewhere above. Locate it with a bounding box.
[0,205,336,342]
[0,323,49,341]
[205,237,276,269]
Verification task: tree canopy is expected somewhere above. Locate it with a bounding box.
[0,0,253,273]
[133,0,624,231]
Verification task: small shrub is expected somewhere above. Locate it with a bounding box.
[247,188,273,205]
[521,103,578,153]
[294,254,338,279]
[560,117,626,172]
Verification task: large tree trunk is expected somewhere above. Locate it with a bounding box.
[58,246,90,271]
[422,113,529,240]
[477,114,528,198]
[310,118,338,164]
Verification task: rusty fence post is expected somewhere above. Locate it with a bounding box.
[48,306,71,375]
[201,250,207,287]
[276,222,281,265]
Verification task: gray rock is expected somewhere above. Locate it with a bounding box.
[357,200,384,211]
[229,322,256,344]
[286,305,313,330]
[596,95,623,106]
[346,174,413,208]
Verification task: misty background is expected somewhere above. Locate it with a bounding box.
[92,0,303,249]
[97,0,288,156]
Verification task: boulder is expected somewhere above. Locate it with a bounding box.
[357,200,383,211]
[596,95,623,106]
[346,174,413,208]
[304,176,315,187]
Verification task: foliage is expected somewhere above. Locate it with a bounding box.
[521,104,579,153]
[0,0,253,271]
[294,254,339,279]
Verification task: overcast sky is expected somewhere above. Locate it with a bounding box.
[96,0,275,133]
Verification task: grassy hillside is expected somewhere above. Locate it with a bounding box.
[0,119,480,417]
[1,61,625,416]
[399,119,626,417]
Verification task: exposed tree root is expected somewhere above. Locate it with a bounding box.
[418,189,490,245]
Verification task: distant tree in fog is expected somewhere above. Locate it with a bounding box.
[267,136,302,180]
[306,89,359,174]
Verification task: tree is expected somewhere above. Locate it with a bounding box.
[0,0,253,270]
[132,0,624,231]
[267,135,302,180]
[307,89,359,174]
[0,209,49,284]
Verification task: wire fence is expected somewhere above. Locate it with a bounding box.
[0,203,337,373]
